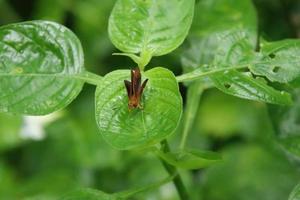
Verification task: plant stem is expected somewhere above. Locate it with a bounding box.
[159,140,189,200]
[179,82,204,150]
[76,71,102,85]
[176,64,248,82]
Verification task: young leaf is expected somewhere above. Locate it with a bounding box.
[108,0,195,58]
[156,148,221,170]
[95,67,182,150]
[0,21,85,115]
[250,40,300,83]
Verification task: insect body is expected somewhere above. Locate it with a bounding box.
[124,68,148,109]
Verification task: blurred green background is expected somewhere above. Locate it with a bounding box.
[1,0,300,199]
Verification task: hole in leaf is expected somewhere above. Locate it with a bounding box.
[238,67,250,73]
[268,53,276,59]
[272,66,280,73]
[224,83,231,89]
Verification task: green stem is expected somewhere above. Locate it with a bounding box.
[75,71,102,85]
[159,140,189,200]
[118,173,176,199]
[176,64,248,82]
[179,82,204,150]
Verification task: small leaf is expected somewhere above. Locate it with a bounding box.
[0,21,85,115]
[289,183,300,200]
[156,148,221,170]
[60,188,120,200]
[108,0,195,57]
[95,67,182,150]
[250,40,300,83]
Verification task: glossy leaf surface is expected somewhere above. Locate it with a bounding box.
[109,0,194,57]
[180,0,293,105]
[95,67,182,150]
[250,40,300,83]
[0,21,85,115]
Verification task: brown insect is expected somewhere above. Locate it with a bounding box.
[124,68,148,109]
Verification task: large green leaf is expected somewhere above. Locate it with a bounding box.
[0,21,85,115]
[108,0,194,58]
[250,40,300,83]
[95,67,182,150]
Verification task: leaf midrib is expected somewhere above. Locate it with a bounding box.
[0,71,102,85]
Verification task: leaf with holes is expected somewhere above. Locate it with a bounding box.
[209,30,292,105]
[250,40,300,83]
[0,20,85,115]
[108,0,194,58]
[211,70,292,105]
[180,29,292,105]
[95,67,182,150]
[179,0,292,105]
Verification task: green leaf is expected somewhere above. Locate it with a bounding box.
[179,0,292,105]
[202,144,300,200]
[180,29,292,105]
[0,20,85,115]
[269,89,300,157]
[156,148,221,170]
[182,0,257,73]
[95,67,182,150]
[211,70,292,105]
[60,188,120,200]
[289,183,300,200]
[108,0,195,57]
[250,40,300,83]
[191,0,257,36]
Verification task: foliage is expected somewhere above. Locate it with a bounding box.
[1,0,300,199]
